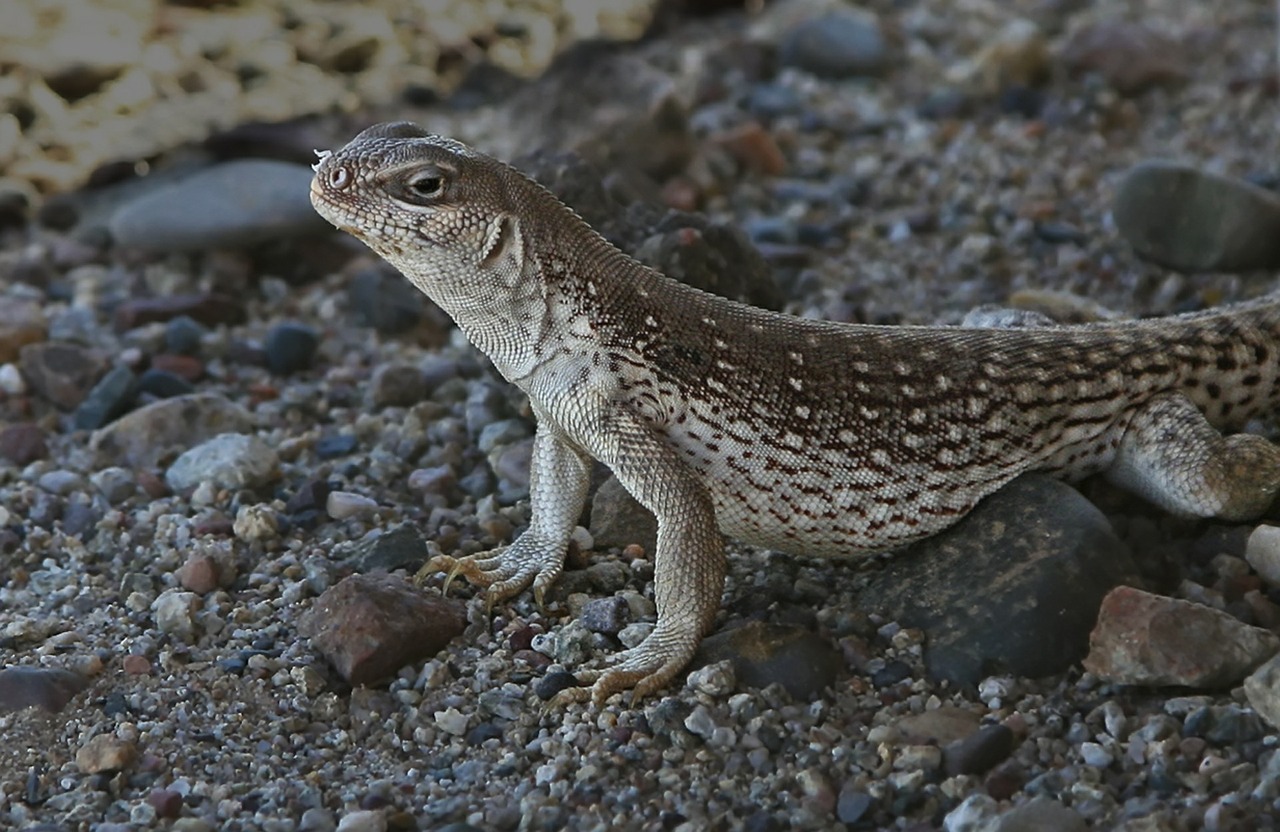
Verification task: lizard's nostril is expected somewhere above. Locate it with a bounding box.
[327,166,351,190]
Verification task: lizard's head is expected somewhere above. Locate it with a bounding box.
[310,122,531,301]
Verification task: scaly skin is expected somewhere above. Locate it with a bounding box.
[310,122,1280,706]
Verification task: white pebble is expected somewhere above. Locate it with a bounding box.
[335,810,385,832]
[0,363,26,394]
[1080,741,1114,768]
[1246,525,1280,586]
[233,503,279,542]
[326,490,380,519]
[434,706,468,736]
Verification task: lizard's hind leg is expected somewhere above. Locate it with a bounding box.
[1105,391,1280,521]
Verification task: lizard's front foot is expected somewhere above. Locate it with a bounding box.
[548,627,700,708]
[414,534,565,609]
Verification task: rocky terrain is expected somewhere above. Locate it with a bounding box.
[4,0,1280,830]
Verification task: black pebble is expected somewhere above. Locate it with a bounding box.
[264,321,320,375]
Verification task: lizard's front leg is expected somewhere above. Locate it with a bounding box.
[553,411,727,708]
[418,423,591,607]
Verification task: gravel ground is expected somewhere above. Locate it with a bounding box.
[3,0,1280,830]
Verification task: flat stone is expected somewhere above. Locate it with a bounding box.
[109,160,329,251]
[113,292,247,332]
[91,393,254,469]
[691,621,841,700]
[300,572,467,686]
[0,666,90,713]
[779,11,891,79]
[72,365,138,430]
[1083,586,1280,687]
[18,341,107,409]
[166,433,279,493]
[859,474,1136,686]
[1113,161,1280,273]
[352,524,432,573]
[75,734,138,774]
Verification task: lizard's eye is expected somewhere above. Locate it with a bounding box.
[406,172,444,199]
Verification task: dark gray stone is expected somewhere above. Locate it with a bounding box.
[76,365,137,430]
[109,160,329,251]
[264,321,319,375]
[1114,161,1280,273]
[692,621,841,700]
[136,368,195,400]
[859,474,1137,686]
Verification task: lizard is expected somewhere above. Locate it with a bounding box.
[310,121,1280,707]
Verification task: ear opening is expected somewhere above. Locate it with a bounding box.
[479,214,523,271]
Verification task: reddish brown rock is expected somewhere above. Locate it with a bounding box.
[176,553,223,594]
[300,572,467,686]
[150,353,205,382]
[1083,586,1280,688]
[75,734,138,774]
[18,342,107,409]
[0,298,47,363]
[714,121,787,176]
[112,292,247,333]
[121,655,151,675]
[1061,21,1188,96]
[0,423,48,465]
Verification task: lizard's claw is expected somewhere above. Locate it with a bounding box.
[545,631,700,709]
[412,539,565,608]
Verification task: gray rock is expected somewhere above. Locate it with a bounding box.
[1084,586,1280,687]
[579,596,630,636]
[779,12,891,79]
[37,469,85,496]
[589,475,658,556]
[109,160,328,251]
[1114,161,1280,273]
[19,341,107,410]
[165,433,279,493]
[860,474,1137,686]
[367,363,428,409]
[993,797,1086,832]
[0,666,90,713]
[73,365,138,430]
[1248,651,1280,730]
[91,392,254,469]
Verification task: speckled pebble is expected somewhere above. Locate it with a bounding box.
[166,432,279,493]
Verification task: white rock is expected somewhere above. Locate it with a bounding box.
[0,363,26,394]
[233,503,279,542]
[326,490,379,520]
[334,809,386,832]
[1246,525,1280,586]
[152,590,201,641]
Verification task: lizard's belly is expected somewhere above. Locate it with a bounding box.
[681,433,998,557]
